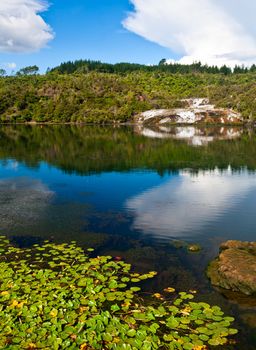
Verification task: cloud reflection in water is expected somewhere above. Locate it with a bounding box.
[126,168,256,239]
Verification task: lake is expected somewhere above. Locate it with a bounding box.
[0,124,255,349]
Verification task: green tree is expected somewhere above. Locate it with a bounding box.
[220,65,232,75]
[159,58,167,65]
[16,65,39,76]
[0,69,6,76]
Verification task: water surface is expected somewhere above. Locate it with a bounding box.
[0,124,255,349]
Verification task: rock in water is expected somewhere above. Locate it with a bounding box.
[207,240,256,296]
[187,244,202,252]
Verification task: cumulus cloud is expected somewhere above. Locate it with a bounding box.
[123,0,256,67]
[0,0,54,53]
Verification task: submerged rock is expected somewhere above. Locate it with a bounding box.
[169,240,202,253]
[135,98,243,125]
[169,240,188,249]
[187,244,202,253]
[207,240,256,296]
[241,312,256,328]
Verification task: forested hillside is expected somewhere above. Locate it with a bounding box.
[1,61,256,123]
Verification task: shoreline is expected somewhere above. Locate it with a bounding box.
[0,121,253,127]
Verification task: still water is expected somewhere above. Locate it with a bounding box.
[0,125,255,349]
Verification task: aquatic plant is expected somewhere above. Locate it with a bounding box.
[0,236,237,349]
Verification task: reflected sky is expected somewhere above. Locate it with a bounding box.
[1,158,256,244]
[0,177,54,231]
[0,161,94,238]
[126,168,256,240]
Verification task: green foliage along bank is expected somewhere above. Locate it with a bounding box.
[1,70,256,123]
[0,236,237,350]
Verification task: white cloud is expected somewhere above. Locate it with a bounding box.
[6,62,17,69]
[124,0,256,67]
[0,0,54,53]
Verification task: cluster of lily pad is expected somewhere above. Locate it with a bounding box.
[0,236,237,350]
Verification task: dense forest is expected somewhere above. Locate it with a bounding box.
[0,60,256,123]
[49,59,256,75]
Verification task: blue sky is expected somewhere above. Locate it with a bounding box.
[0,0,172,73]
[1,0,256,73]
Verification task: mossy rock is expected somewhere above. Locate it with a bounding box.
[207,240,256,296]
